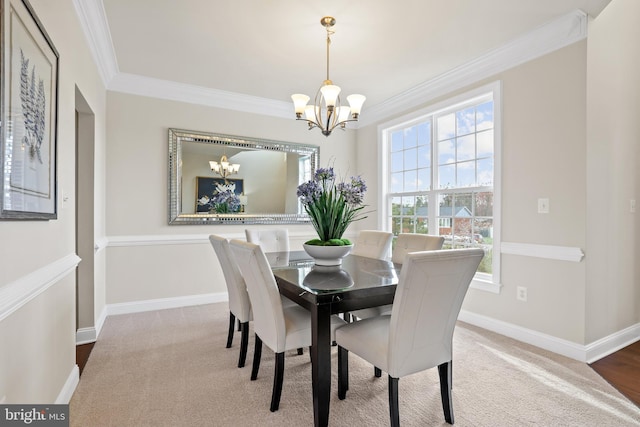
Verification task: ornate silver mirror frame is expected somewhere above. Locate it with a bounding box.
[168,128,318,225]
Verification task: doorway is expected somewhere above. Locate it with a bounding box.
[75,88,96,355]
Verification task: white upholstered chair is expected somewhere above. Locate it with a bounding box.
[336,248,484,426]
[391,233,445,264]
[229,239,346,412]
[209,234,252,368]
[351,233,445,324]
[245,228,290,253]
[351,230,393,260]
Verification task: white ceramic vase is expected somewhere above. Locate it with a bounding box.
[303,243,353,266]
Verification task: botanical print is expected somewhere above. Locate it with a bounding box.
[1,0,58,218]
[19,48,47,164]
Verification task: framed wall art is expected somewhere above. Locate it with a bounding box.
[0,0,59,220]
[195,177,244,213]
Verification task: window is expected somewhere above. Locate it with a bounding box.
[381,82,501,291]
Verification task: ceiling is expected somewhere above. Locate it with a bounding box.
[85,0,612,120]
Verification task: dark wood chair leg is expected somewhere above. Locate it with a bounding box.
[438,360,454,424]
[226,312,236,348]
[389,376,400,427]
[338,346,349,399]
[270,352,285,412]
[374,366,382,377]
[297,348,304,355]
[251,334,262,380]
[237,318,241,332]
[238,321,249,368]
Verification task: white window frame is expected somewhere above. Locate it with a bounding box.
[377,81,502,293]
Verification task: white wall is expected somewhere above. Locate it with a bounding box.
[358,42,589,344]
[585,0,640,343]
[358,0,640,355]
[105,92,358,305]
[0,0,107,403]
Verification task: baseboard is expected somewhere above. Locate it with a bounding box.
[585,323,640,363]
[56,365,79,404]
[106,292,228,316]
[459,310,640,363]
[76,327,97,345]
[100,294,637,364]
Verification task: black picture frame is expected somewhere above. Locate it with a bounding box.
[0,0,59,220]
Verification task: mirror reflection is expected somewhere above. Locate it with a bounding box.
[169,129,319,225]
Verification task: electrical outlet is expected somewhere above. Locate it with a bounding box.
[538,198,549,214]
[516,286,527,302]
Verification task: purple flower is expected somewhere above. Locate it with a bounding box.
[297,180,321,204]
[337,176,367,205]
[297,166,368,242]
[314,167,335,182]
[211,189,241,213]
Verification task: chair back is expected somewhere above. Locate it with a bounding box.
[351,230,393,260]
[245,229,290,253]
[209,235,251,323]
[391,233,445,264]
[387,248,484,378]
[229,239,286,351]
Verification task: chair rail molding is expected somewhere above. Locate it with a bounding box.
[500,242,584,262]
[0,253,81,322]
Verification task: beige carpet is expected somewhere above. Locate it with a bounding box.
[70,303,640,426]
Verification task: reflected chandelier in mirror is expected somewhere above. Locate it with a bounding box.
[168,129,319,225]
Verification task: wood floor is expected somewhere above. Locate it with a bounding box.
[76,340,640,407]
[589,341,640,407]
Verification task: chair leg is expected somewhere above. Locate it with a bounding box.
[270,352,285,412]
[297,348,304,355]
[338,346,349,399]
[438,361,454,424]
[251,334,262,380]
[238,321,249,368]
[374,366,382,377]
[389,376,400,427]
[237,318,241,332]
[226,312,236,348]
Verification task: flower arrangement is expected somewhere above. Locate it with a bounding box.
[297,167,367,246]
[197,183,241,213]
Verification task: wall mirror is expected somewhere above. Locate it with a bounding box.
[168,128,318,225]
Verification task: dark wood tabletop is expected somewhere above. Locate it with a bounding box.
[268,251,400,427]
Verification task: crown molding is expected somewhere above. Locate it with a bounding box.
[74,3,587,123]
[108,73,292,119]
[359,9,588,126]
[72,0,118,86]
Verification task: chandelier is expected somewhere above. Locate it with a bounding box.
[291,16,366,137]
[209,155,240,181]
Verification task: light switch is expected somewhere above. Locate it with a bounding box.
[538,198,549,214]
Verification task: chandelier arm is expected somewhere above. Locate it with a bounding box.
[327,116,359,133]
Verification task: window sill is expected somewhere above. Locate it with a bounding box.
[470,277,501,294]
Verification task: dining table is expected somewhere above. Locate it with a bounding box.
[266,250,401,427]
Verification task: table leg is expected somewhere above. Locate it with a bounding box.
[311,303,332,427]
